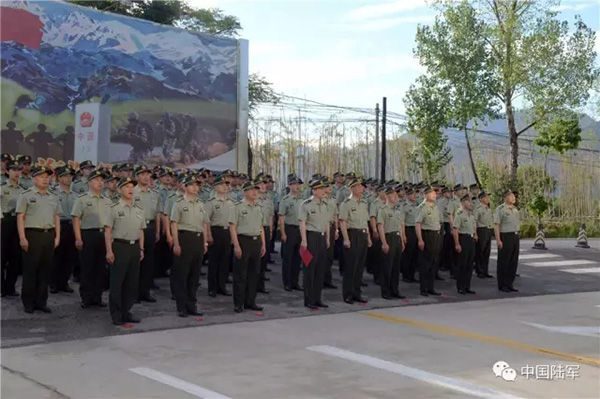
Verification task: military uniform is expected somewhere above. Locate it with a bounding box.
[494,201,520,291]
[368,195,386,280]
[278,191,304,290]
[324,195,338,287]
[170,192,209,316]
[19,174,33,189]
[71,178,89,195]
[377,201,404,298]
[338,192,370,302]
[1,177,24,296]
[442,196,459,273]
[52,182,78,293]
[72,188,111,306]
[230,197,264,311]
[453,205,476,293]
[416,197,442,295]
[105,191,146,325]
[298,194,328,307]
[401,198,419,282]
[474,197,493,277]
[205,192,235,296]
[133,184,161,302]
[257,191,274,292]
[16,176,60,313]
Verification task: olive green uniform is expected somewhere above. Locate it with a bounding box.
[19,174,33,190]
[205,195,235,295]
[16,187,59,311]
[442,197,459,273]
[338,195,369,301]
[474,203,493,277]
[324,196,338,286]
[71,179,88,195]
[453,207,476,292]
[105,200,146,324]
[1,181,24,295]
[298,197,328,306]
[133,186,161,300]
[368,197,386,278]
[52,186,78,292]
[257,193,274,291]
[170,196,209,314]
[230,199,263,309]
[278,193,304,289]
[401,200,419,282]
[377,202,404,297]
[72,191,111,305]
[416,201,442,294]
[494,203,520,290]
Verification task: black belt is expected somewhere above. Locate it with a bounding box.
[26,228,53,233]
[60,220,72,224]
[385,232,401,236]
[82,228,104,232]
[179,230,203,237]
[348,228,368,234]
[459,233,474,238]
[501,232,519,235]
[239,234,260,240]
[285,224,299,228]
[307,230,326,236]
[422,229,438,233]
[114,238,139,245]
[405,225,415,229]
[2,212,16,218]
[211,226,229,230]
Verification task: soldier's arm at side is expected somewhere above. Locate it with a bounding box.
[54,213,60,248]
[278,214,286,242]
[139,228,145,261]
[453,220,461,253]
[16,213,27,251]
[104,227,114,264]
[229,206,242,259]
[299,220,308,248]
[376,209,388,252]
[260,227,266,257]
[493,207,502,249]
[154,212,161,243]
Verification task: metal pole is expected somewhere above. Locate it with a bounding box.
[375,103,380,178]
[381,97,387,182]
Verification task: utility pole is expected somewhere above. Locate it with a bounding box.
[375,103,380,178]
[381,97,387,182]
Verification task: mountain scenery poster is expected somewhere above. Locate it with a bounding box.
[0,0,239,169]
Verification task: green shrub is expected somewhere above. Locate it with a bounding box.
[520,221,600,238]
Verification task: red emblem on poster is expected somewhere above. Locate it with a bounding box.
[80,112,94,128]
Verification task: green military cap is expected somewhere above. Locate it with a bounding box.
[311,173,322,181]
[384,186,396,194]
[18,155,32,164]
[182,176,199,186]
[177,173,189,183]
[54,165,72,178]
[213,175,229,186]
[376,184,386,192]
[117,177,137,188]
[441,186,450,194]
[502,189,513,198]
[87,169,105,181]
[1,153,13,161]
[405,187,415,195]
[256,171,265,178]
[105,174,118,182]
[239,172,248,180]
[346,172,356,179]
[423,185,434,194]
[134,165,151,176]
[242,181,258,191]
[309,179,326,190]
[253,175,267,184]
[231,171,240,178]
[31,165,53,177]
[119,163,134,171]
[469,183,479,189]
[265,174,273,181]
[288,177,303,185]
[395,184,406,192]
[460,194,472,202]
[453,184,464,192]
[478,191,489,199]
[347,177,365,188]
[6,159,21,170]
[79,160,95,170]
[333,172,341,178]
[157,167,173,177]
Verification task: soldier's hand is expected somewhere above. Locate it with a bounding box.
[234,245,242,259]
[167,236,174,247]
[75,240,84,250]
[300,240,307,249]
[343,239,351,248]
[20,238,29,252]
[281,233,288,243]
[334,230,339,240]
[474,235,478,242]
[402,236,407,246]
[260,245,266,258]
[455,244,462,253]
[367,238,372,248]
[203,244,208,255]
[373,231,380,240]
[54,237,60,248]
[173,244,182,257]
[207,236,214,245]
[106,251,115,264]
[140,249,144,261]
[326,240,330,249]
[155,232,160,243]
[418,239,425,251]
[497,240,503,250]
[382,243,389,254]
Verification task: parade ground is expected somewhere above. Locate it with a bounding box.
[2,238,599,399]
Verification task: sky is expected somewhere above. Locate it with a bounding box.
[192,0,600,115]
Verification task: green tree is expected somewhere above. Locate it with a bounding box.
[404,76,453,181]
[418,0,598,186]
[534,116,582,155]
[69,0,278,114]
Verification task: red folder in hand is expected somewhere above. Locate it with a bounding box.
[299,247,313,267]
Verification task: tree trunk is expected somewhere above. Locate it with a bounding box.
[464,128,480,186]
[505,96,519,187]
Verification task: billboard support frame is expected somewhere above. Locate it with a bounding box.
[237,39,250,174]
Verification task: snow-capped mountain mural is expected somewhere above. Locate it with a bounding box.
[1,0,239,168]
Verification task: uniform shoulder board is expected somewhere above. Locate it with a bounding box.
[78,193,87,198]
[19,184,27,190]
[456,208,463,215]
[167,193,176,198]
[110,202,119,207]
[101,195,109,200]
[21,188,32,194]
[0,182,6,187]
[234,200,242,205]
[303,198,313,205]
[175,197,184,202]
[134,203,143,210]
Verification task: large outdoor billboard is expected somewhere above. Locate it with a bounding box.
[1,0,245,170]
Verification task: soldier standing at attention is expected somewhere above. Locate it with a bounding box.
[256,176,274,295]
[1,160,24,297]
[338,178,372,304]
[229,181,266,313]
[335,172,355,205]
[72,169,110,308]
[377,185,406,300]
[103,175,120,204]
[474,191,494,278]
[50,166,77,294]
[71,160,95,194]
[442,186,458,275]
[1,153,12,185]
[170,176,209,317]
[18,155,33,189]
[104,177,145,325]
[401,188,419,283]
[278,177,304,292]
[133,165,161,303]
[298,179,330,310]
[323,178,338,289]
[494,190,520,293]
[453,194,478,295]
[368,185,387,284]
[205,175,234,297]
[416,186,442,297]
[16,165,60,313]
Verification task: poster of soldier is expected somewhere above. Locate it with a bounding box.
[1,0,239,168]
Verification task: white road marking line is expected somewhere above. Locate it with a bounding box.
[490,253,561,260]
[307,345,524,399]
[560,267,600,274]
[524,260,598,267]
[129,367,231,399]
[521,322,600,338]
